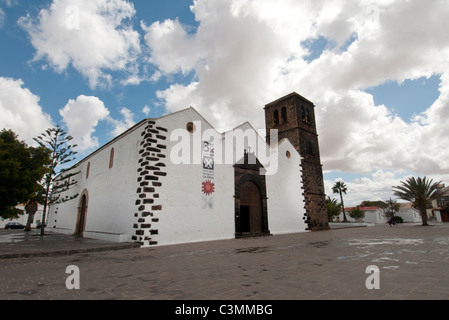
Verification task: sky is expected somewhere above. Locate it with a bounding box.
[1,0,449,206]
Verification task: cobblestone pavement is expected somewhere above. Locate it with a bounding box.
[1,224,449,301]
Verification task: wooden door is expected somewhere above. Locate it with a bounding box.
[76,195,87,236]
[239,181,262,234]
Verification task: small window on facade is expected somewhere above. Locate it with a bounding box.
[286,151,291,159]
[86,162,90,179]
[109,148,115,169]
[281,107,287,124]
[273,110,279,126]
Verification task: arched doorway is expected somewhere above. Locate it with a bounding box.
[234,175,270,238]
[239,181,263,234]
[75,190,88,236]
[234,152,270,238]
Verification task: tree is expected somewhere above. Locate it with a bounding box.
[379,198,401,221]
[393,177,446,226]
[349,206,365,222]
[0,129,50,220]
[326,196,341,222]
[362,200,385,207]
[34,126,80,235]
[332,181,348,222]
[24,197,39,231]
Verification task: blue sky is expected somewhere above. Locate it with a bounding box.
[0,0,198,135]
[367,76,441,122]
[1,0,449,206]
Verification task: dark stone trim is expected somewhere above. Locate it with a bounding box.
[132,124,168,246]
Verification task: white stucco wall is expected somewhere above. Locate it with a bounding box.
[397,208,422,223]
[363,209,388,224]
[48,122,145,242]
[155,109,235,246]
[339,207,422,224]
[48,108,309,245]
[266,140,308,234]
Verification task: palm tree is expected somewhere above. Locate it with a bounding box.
[326,196,342,222]
[332,181,348,222]
[393,177,446,226]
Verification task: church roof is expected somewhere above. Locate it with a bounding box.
[264,92,314,109]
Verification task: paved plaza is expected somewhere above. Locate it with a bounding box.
[1,223,449,301]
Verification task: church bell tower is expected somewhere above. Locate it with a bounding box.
[265,92,329,231]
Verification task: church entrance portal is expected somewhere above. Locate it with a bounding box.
[234,152,270,238]
[239,182,263,234]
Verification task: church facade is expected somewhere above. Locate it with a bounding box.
[48,92,329,247]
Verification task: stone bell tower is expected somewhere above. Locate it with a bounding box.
[265,92,329,231]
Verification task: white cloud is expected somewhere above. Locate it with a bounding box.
[108,107,135,137]
[142,105,151,116]
[144,0,449,181]
[142,18,203,76]
[59,95,109,152]
[325,170,403,206]
[0,77,53,145]
[59,97,137,153]
[19,0,141,89]
[3,0,18,7]
[0,8,5,28]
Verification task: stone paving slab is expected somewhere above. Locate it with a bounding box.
[1,224,449,302]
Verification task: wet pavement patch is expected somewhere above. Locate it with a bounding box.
[235,247,270,254]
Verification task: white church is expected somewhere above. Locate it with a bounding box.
[48,93,328,247]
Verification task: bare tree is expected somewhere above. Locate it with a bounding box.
[379,198,401,222]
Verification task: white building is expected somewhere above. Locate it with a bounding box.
[0,204,44,229]
[430,185,449,223]
[339,206,388,224]
[397,202,422,223]
[48,99,312,247]
[340,203,421,224]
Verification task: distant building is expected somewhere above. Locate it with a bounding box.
[0,204,44,229]
[430,185,449,222]
[340,203,421,224]
[397,202,422,223]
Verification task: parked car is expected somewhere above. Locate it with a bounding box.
[4,222,25,230]
[36,222,47,229]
